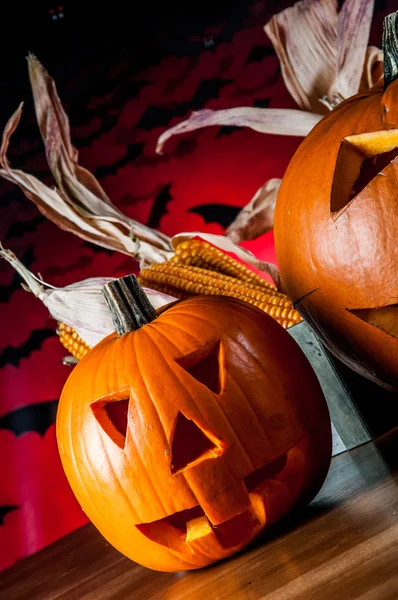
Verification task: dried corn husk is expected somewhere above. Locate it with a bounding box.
[265,0,380,113]
[0,246,176,347]
[1,1,381,272]
[0,54,284,294]
[155,108,323,155]
[157,0,381,155]
[1,230,283,353]
[226,179,281,243]
[0,55,173,267]
[156,0,382,241]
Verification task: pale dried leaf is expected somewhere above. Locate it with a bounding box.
[171,232,284,292]
[0,246,176,347]
[359,46,384,91]
[332,0,375,100]
[265,0,378,113]
[156,108,322,154]
[0,101,173,264]
[0,165,138,254]
[28,54,113,205]
[264,0,339,113]
[28,55,172,252]
[226,179,281,243]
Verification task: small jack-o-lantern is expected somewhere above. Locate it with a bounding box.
[274,13,398,390]
[57,275,331,571]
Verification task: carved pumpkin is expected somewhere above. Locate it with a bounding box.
[274,14,398,390]
[57,276,331,571]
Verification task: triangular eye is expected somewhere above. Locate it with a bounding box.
[175,339,222,394]
[349,305,398,338]
[91,396,129,449]
[331,131,398,213]
[105,400,129,437]
[170,412,223,474]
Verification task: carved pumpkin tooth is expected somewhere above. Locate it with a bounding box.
[186,516,224,559]
[249,480,290,527]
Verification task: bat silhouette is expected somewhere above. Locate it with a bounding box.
[5,215,45,239]
[245,45,276,65]
[0,506,19,526]
[0,400,58,437]
[216,125,242,138]
[136,79,233,130]
[45,255,94,277]
[147,183,173,229]
[164,64,194,96]
[80,241,115,256]
[94,137,200,178]
[253,98,272,109]
[0,132,41,166]
[95,142,145,179]
[0,246,36,304]
[188,204,241,228]
[72,79,150,149]
[0,329,56,368]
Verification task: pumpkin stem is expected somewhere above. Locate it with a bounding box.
[383,11,398,89]
[103,275,157,335]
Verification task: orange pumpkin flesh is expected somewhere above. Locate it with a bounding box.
[274,69,398,389]
[57,282,331,572]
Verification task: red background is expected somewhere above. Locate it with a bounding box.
[0,0,392,571]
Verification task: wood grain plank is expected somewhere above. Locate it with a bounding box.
[1,428,397,600]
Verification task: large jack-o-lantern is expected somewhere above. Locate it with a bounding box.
[57,276,331,571]
[274,13,398,390]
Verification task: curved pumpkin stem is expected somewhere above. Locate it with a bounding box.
[383,11,398,89]
[103,275,157,335]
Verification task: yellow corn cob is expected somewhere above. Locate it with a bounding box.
[170,240,276,290]
[140,264,291,307]
[57,240,299,360]
[57,323,90,360]
[139,263,301,328]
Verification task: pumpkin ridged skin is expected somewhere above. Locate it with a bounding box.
[57,296,331,571]
[274,81,398,389]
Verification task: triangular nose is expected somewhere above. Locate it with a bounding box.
[171,412,223,474]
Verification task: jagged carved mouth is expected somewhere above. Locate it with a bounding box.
[136,451,293,552]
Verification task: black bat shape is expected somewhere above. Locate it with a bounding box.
[245,45,276,65]
[253,98,272,109]
[147,183,173,229]
[0,329,56,368]
[93,135,199,178]
[71,79,150,150]
[94,142,145,179]
[45,255,94,277]
[0,505,19,526]
[135,78,233,131]
[216,125,242,138]
[0,400,58,437]
[188,204,241,228]
[5,215,45,240]
[0,246,36,304]
[164,62,194,96]
[80,241,115,256]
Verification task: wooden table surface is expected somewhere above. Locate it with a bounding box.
[1,428,398,600]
